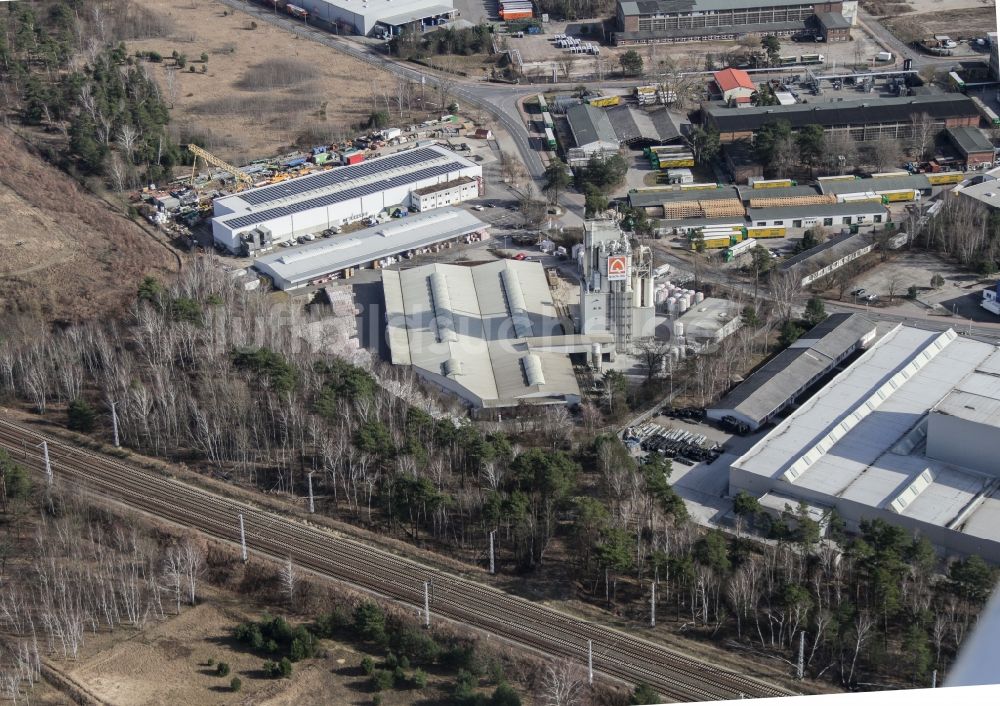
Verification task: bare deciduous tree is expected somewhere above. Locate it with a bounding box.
[539,659,585,706]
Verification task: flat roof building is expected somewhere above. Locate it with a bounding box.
[254,208,489,290]
[674,297,742,343]
[747,201,889,228]
[730,325,1000,562]
[704,94,980,143]
[707,313,877,430]
[383,260,605,408]
[212,145,482,253]
[613,0,846,45]
[293,0,455,36]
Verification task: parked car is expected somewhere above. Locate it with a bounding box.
[472,205,485,211]
[851,288,866,297]
[513,253,528,260]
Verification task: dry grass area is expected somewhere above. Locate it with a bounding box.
[888,6,998,36]
[126,0,395,163]
[55,590,469,706]
[0,129,177,323]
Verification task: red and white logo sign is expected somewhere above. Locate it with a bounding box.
[607,255,628,280]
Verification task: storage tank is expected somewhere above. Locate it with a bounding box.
[655,288,669,305]
[695,291,705,304]
[678,295,691,313]
[673,321,684,338]
[667,297,678,315]
[591,342,602,372]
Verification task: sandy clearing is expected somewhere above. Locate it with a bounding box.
[127,0,396,163]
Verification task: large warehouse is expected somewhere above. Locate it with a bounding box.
[383,260,614,408]
[707,313,877,430]
[212,145,482,253]
[292,0,455,36]
[613,0,857,45]
[705,94,980,143]
[730,325,1000,561]
[253,208,489,290]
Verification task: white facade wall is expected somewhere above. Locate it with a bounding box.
[411,180,479,211]
[800,243,875,287]
[750,212,885,229]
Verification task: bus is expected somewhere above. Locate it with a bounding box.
[537,94,548,113]
[544,127,557,150]
[799,54,825,65]
[972,96,1000,126]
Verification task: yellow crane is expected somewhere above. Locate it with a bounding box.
[187,144,255,192]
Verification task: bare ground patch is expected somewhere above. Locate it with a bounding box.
[0,128,177,323]
[126,0,395,163]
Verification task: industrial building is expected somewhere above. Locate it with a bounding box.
[729,324,1000,562]
[605,105,685,146]
[947,127,996,170]
[779,231,875,287]
[712,68,756,105]
[704,95,981,143]
[383,260,614,408]
[211,145,482,253]
[612,0,856,45]
[292,0,455,36]
[578,220,655,352]
[673,297,742,343]
[253,208,489,290]
[565,104,621,167]
[410,176,479,211]
[747,201,889,228]
[707,313,877,430]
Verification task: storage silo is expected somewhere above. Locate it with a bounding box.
[673,321,684,338]
[694,291,705,304]
[667,297,678,315]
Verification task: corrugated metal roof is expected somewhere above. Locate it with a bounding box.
[629,186,738,207]
[253,208,486,287]
[818,174,932,195]
[614,20,805,41]
[619,0,813,16]
[948,126,995,156]
[707,94,979,133]
[747,201,888,220]
[710,313,877,425]
[382,259,581,407]
[606,105,684,144]
[566,104,619,149]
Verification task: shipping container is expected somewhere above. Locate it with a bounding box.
[778,56,798,66]
[927,171,966,185]
[837,192,882,204]
[749,177,796,189]
[286,4,308,18]
[382,127,402,140]
[542,111,554,129]
[312,152,332,165]
[870,170,909,179]
[817,175,860,183]
[744,226,787,239]
[342,150,364,165]
[680,182,722,190]
[880,189,916,203]
[656,156,695,168]
[949,71,966,92]
[799,54,824,64]
[544,127,557,150]
[692,234,734,249]
[725,237,758,261]
[971,96,1000,126]
[537,94,548,113]
[588,95,620,108]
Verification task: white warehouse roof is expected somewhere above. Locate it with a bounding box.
[730,324,1000,561]
[212,145,482,251]
[294,0,454,35]
[254,208,488,290]
[383,260,587,408]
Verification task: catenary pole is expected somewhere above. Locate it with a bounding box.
[650,582,656,627]
[424,581,431,628]
[239,513,248,562]
[37,442,52,485]
[587,639,593,685]
[489,530,496,574]
[797,631,805,680]
[307,472,315,514]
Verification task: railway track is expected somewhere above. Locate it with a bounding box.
[0,418,793,701]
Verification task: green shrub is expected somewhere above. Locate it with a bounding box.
[206,657,215,667]
[67,399,96,433]
[361,656,375,675]
[279,657,292,678]
[371,669,393,691]
[393,665,406,686]
[384,652,398,670]
[215,662,230,677]
[490,683,521,706]
[230,677,242,692]
[399,655,410,669]
[411,668,428,689]
[353,601,387,645]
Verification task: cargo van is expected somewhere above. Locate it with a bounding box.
[875,51,893,62]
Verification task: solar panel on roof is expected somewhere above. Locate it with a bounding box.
[221,163,462,231]
[238,148,441,206]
